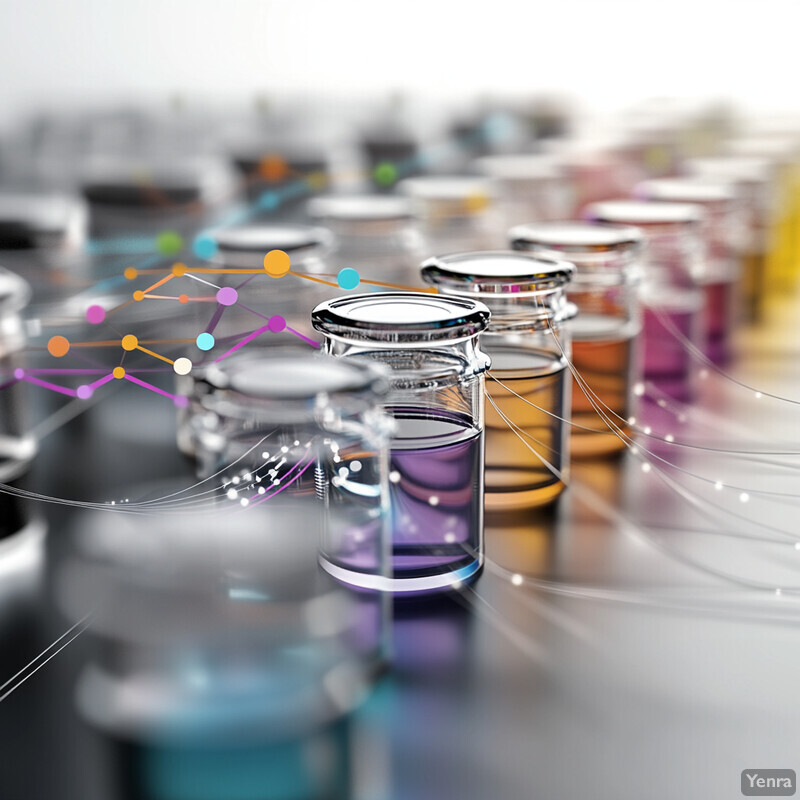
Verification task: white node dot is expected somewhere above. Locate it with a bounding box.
[794,542,800,550]
[714,481,723,490]
[428,495,440,506]
[755,392,762,399]
[173,357,192,376]
[451,580,463,591]
[641,463,652,473]
[444,532,456,543]
[226,488,238,500]
[389,471,401,483]
[628,416,636,425]
[739,492,750,503]
[699,369,709,379]
[776,588,783,597]
[240,498,249,507]
[331,477,341,487]
[338,467,349,479]
[511,573,523,586]
[261,452,270,460]
[232,476,240,485]
[258,487,266,495]
[657,399,667,408]
[281,446,288,453]
[665,434,674,442]
[630,446,639,455]
[633,383,645,397]
[350,460,362,473]
[333,455,341,463]
[643,426,652,435]
[243,472,252,482]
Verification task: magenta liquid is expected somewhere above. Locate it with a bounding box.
[703,279,734,365]
[642,288,702,402]
[388,407,483,587]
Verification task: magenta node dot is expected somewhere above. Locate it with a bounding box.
[216,287,239,306]
[76,385,93,400]
[86,304,106,324]
[13,368,24,380]
[174,395,189,408]
[268,315,287,333]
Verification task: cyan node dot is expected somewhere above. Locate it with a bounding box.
[337,268,361,291]
[193,236,218,259]
[196,332,215,351]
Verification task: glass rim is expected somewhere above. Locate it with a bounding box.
[582,198,704,227]
[509,221,644,255]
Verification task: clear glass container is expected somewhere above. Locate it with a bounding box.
[80,156,236,237]
[398,176,498,254]
[583,200,705,403]
[189,349,392,594]
[0,192,88,310]
[634,178,740,364]
[307,194,425,289]
[474,154,572,231]
[202,223,334,342]
[684,156,777,322]
[509,222,643,458]
[57,501,386,800]
[312,292,491,593]
[0,268,39,540]
[421,252,575,510]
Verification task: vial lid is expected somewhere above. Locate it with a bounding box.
[583,199,703,227]
[398,176,492,201]
[202,350,388,402]
[421,251,575,295]
[684,156,773,184]
[509,221,644,254]
[307,195,413,223]
[633,178,737,204]
[210,224,333,267]
[0,267,32,315]
[474,154,563,181]
[312,291,491,345]
[0,193,86,250]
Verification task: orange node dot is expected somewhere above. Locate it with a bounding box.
[258,154,289,183]
[121,334,139,351]
[112,367,126,379]
[124,267,138,280]
[178,294,189,304]
[133,290,145,301]
[47,335,70,358]
[264,249,291,278]
[172,262,187,277]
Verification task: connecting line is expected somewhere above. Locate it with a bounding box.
[20,375,78,398]
[215,324,271,361]
[134,345,174,365]
[123,374,187,406]
[286,327,321,348]
[245,453,315,508]
[205,304,226,334]
[0,615,92,705]
[184,272,221,289]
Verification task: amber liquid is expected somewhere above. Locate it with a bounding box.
[741,249,767,323]
[485,348,568,511]
[570,318,637,459]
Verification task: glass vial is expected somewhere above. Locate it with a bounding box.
[583,200,705,403]
[190,349,392,593]
[509,222,643,458]
[474,154,572,231]
[634,178,740,364]
[0,269,38,540]
[312,292,491,594]
[307,194,424,289]
[421,252,575,510]
[684,156,776,322]
[398,176,498,253]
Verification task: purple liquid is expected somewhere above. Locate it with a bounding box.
[642,289,702,402]
[388,407,483,584]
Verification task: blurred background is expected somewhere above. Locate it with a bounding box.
[1,2,800,800]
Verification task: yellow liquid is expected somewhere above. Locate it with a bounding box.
[571,326,636,459]
[485,349,568,511]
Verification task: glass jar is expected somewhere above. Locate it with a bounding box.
[398,176,498,254]
[189,349,391,593]
[684,156,778,323]
[634,178,740,364]
[473,154,572,232]
[57,500,387,800]
[202,223,334,342]
[421,253,575,510]
[307,194,425,288]
[80,156,236,237]
[509,222,643,459]
[0,192,88,310]
[583,200,705,403]
[0,268,39,540]
[312,292,490,593]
